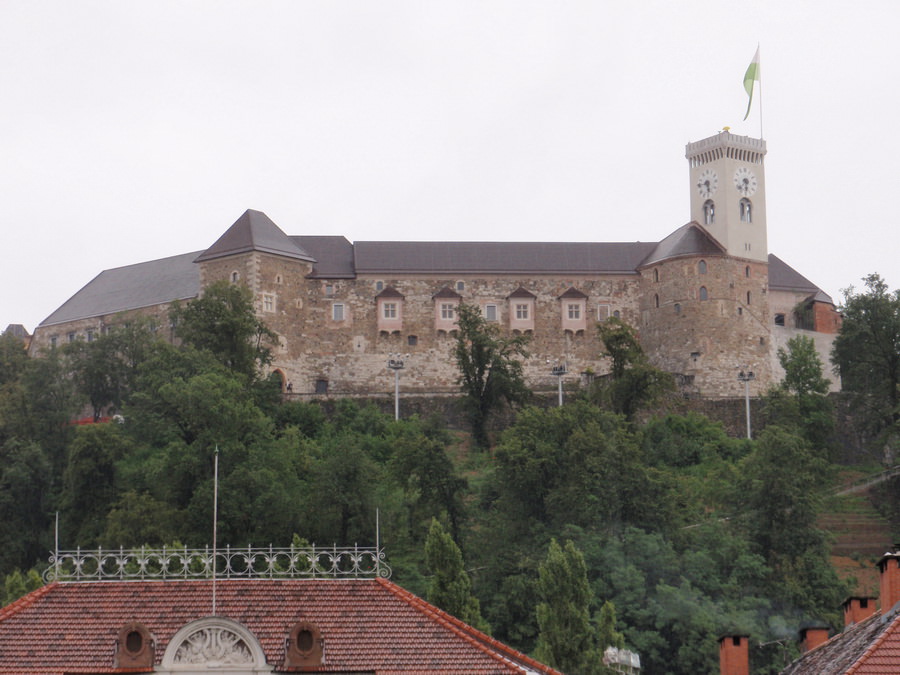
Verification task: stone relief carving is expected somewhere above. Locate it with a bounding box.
[172,626,254,665]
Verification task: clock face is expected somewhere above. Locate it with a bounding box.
[733,167,758,196]
[696,169,718,198]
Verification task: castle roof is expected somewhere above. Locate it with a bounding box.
[195,209,316,263]
[768,253,835,303]
[0,578,562,675]
[639,222,726,267]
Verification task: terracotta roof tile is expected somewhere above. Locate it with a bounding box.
[0,579,561,674]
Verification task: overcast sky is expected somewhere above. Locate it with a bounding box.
[2,1,898,333]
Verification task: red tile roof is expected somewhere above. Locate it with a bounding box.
[0,578,563,674]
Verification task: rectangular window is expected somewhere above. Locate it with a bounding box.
[67,332,76,343]
[325,284,334,297]
[332,303,345,321]
[50,336,57,348]
[597,304,610,321]
[86,329,95,342]
[516,304,529,320]
[383,302,397,319]
[263,294,275,312]
[484,304,498,322]
[441,303,456,320]
[568,304,581,320]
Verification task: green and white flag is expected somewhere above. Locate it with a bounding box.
[743,47,760,120]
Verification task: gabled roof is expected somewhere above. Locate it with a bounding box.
[0,578,562,675]
[508,286,537,299]
[768,253,835,303]
[195,209,315,263]
[376,285,404,298]
[39,251,201,327]
[639,222,726,267]
[433,286,462,299]
[558,287,588,300]
[353,241,656,275]
[780,610,900,675]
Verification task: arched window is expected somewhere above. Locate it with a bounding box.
[698,260,707,274]
[746,291,752,305]
[674,303,681,315]
[699,286,708,301]
[745,265,751,278]
[456,280,465,292]
[231,271,240,283]
[653,268,660,282]
[740,198,752,223]
[703,200,715,225]
[654,294,659,308]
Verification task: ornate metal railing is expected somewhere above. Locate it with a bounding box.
[44,544,391,582]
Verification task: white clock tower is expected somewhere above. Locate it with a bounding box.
[685,131,768,262]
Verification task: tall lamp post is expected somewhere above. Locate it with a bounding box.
[551,363,567,407]
[387,354,406,420]
[737,368,755,439]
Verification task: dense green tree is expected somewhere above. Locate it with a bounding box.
[535,539,604,675]
[764,335,835,455]
[594,318,673,419]
[100,491,181,548]
[170,281,278,380]
[453,302,530,447]
[424,518,488,631]
[0,439,52,574]
[1,568,43,606]
[831,273,900,459]
[0,331,29,387]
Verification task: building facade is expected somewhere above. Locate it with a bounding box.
[30,131,841,398]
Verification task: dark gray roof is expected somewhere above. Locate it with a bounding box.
[293,235,355,278]
[195,210,315,263]
[39,251,201,327]
[639,222,726,267]
[780,611,898,674]
[559,287,588,299]
[376,286,404,298]
[353,241,656,275]
[768,253,832,302]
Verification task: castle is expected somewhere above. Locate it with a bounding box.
[31,130,841,398]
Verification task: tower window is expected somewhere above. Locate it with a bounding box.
[703,200,715,225]
[698,260,707,274]
[654,294,660,308]
[699,286,708,301]
[746,291,752,305]
[654,268,660,282]
[674,303,681,315]
[745,265,751,278]
[740,198,753,223]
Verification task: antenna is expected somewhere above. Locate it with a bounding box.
[212,445,219,615]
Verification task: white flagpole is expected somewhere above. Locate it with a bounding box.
[212,445,219,615]
[758,45,764,139]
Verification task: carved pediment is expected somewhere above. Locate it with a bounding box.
[173,625,254,665]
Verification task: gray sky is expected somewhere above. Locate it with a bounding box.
[2,1,898,333]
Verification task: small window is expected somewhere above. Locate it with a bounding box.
[775,313,785,326]
[332,303,345,321]
[515,303,529,320]
[456,280,465,292]
[325,284,334,297]
[740,198,752,223]
[613,310,621,319]
[746,291,751,305]
[698,260,707,274]
[745,265,751,278]
[654,294,660,308]
[597,304,610,321]
[86,329,95,342]
[276,274,283,285]
[703,200,715,225]
[375,280,384,292]
[484,304,498,321]
[263,294,275,312]
[567,304,581,320]
[383,302,397,319]
[231,271,240,283]
[738,307,743,315]
[699,286,708,301]
[441,303,456,320]
[315,379,328,395]
[68,332,76,343]
[653,268,660,282]
[407,335,418,346]
[50,335,58,348]
[674,303,681,315]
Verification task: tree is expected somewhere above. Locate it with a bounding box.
[831,274,900,459]
[424,518,488,632]
[594,318,673,420]
[453,303,530,447]
[170,281,278,380]
[765,335,835,454]
[534,539,605,675]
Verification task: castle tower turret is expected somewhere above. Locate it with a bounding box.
[686,131,767,262]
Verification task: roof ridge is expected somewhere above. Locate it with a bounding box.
[844,610,900,675]
[0,582,57,624]
[376,577,564,675]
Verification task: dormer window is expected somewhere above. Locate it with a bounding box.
[740,198,752,223]
[376,286,404,333]
[703,200,715,225]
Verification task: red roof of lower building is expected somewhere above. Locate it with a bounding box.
[0,578,562,674]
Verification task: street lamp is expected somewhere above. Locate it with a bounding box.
[551,362,567,407]
[387,353,407,420]
[737,368,755,439]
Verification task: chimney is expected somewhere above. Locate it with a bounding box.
[842,596,877,627]
[719,634,749,675]
[878,551,900,614]
[799,625,829,652]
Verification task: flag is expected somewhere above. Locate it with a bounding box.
[743,47,760,121]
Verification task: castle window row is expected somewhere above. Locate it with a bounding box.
[702,199,754,225]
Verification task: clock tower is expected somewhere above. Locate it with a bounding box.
[686,131,767,262]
